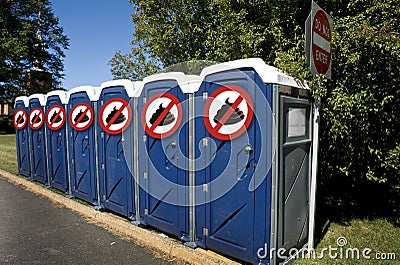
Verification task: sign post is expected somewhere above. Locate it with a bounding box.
[306,1,333,79]
[306,1,330,252]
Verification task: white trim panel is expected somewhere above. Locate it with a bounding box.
[14,96,30,107]
[28,94,47,106]
[68,86,99,102]
[99,79,138,98]
[140,72,202,94]
[46,90,69,104]
[200,58,309,89]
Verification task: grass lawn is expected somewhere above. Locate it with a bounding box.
[0,133,399,264]
[294,218,399,264]
[0,134,92,205]
[0,134,18,175]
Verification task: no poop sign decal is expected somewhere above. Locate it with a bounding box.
[203,84,253,141]
[99,98,132,135]
[141,93,182,139]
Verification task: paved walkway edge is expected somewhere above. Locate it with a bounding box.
[0,170,238,265]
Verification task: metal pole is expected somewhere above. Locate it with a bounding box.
[269,85,279,265]
[64,104,72,197]
[27,110,33,180]
[133,97,141,224]
[186,93,196,248]
[43,106,51,187]
[308,98,320,251]
[94,101,102,209]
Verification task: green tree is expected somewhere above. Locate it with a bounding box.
[110,0,279,78]
[317,0,400,207]
[109,50,160,81]
[0,0,69,102]
[111,1,400,211]
[272,0,400,218]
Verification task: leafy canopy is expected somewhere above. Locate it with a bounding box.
[0,0,69,101]
[110,0,400,198]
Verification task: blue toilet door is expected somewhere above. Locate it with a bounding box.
[15,101,30,177]
[46,96,68,193]
[29,99,47,184]
[138,80,189,240]
[69,93,97,204]
[17,127,30,177]
[98,87,134,219]
[195,70,272,263]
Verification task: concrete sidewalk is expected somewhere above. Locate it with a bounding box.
[0,170,237,265]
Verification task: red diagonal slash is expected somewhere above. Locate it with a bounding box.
[73,106,90,126]
[213,94,244,133]
[31,112,41,126]
[105,101,128,129]
[148,100,175,131]
[17,113,24,124]
[50,108,62,125]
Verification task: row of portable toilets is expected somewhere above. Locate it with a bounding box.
[14,58,318,265]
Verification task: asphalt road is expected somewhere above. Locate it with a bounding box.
[0,177,171,265]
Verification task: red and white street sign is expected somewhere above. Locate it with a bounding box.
[46,104,66,130]
[69,103,94,131]
[141,93,182,139]
[99,98,132,135]
[203,84,253,141]
[29,108,44,130]
[14,109,27,129]
[308,1,333,79]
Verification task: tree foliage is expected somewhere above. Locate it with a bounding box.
[0,0,69,102]
[320,0,400,189]
[109,50,160,81]
[110,0,280,78]
[111,0,400,203]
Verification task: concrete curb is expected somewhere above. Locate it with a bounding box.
[0,170,238,265]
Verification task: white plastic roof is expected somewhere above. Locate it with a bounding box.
[68,85,98,102]
[182,75,202,93]
[46,90,69,104]
[28,93,46,106]
[14,96,29,108]
[99,79,138,98]
[131,81,143,98]
[140,72,202,94]
[200,58,309,89]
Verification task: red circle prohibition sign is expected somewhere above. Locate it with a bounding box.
[14,109,27,129]
[29,108,44,130]
[46,105,66,130]
[69,103,94,131]
[99,98,132,135]
[203,84,254,141]
[312,10,332,75]
[141,93,182,139]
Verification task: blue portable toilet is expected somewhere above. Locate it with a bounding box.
[194,58,314,264]
[14,96,31,177]
[97,80,139,219]
[28,94,48,184]
[67,86,101,206]
[45,90,70,193]
[137,72,201,241]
